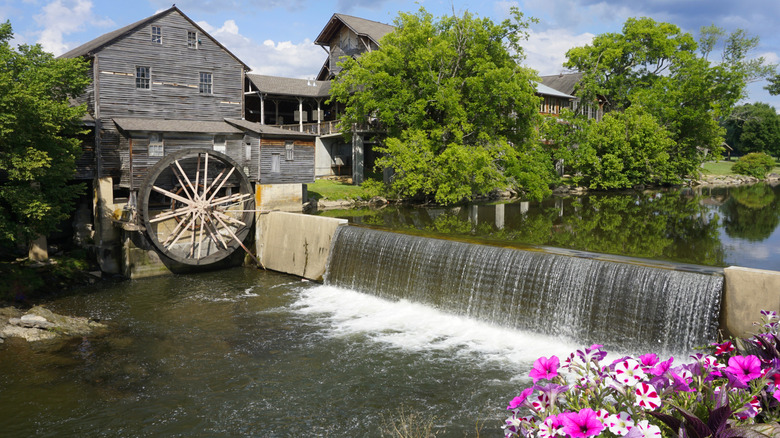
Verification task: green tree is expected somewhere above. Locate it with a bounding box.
[725,103,780,156]
[329,8,552,204]
[731,152,776,179]
[0,21,89,248]
[571,106,676,189]
[564,19,770,178]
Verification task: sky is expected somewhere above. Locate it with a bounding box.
[2,0,779,110]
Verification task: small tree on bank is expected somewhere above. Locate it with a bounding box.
[329,8,555,204]
[0,21,89,250]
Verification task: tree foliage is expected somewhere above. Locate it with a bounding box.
[731,152,776,179]
[329,8,553,204]
[725,103,780,156]
[0,21,90,246]
[564,18,772,178]
[571,106,676,189]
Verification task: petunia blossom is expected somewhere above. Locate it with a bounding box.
[614,359,646,386]
[606,411,634,436]
[634,382,661,410]
[632,420,662,437]
[537,414,563,438]
[711,341,735,356]
[559,408,604,438]
[638,353,659,368]
[724,355,762,384]
[508,387,534,410]
[530,356,560,383]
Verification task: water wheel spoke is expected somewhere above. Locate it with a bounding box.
[213,210,246,227]
[211,192,252,207]
[207,167,237,203]
[212,214,250,254]
[163,211,195,248]
[202,168,228,201]
[173,159,200,202]
[152,184,194,206]
[203,217,229,250]
[150,205,197,224]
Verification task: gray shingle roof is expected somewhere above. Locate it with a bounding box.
[113,118,243,134]
[225,118,318,138]
[540,72,583,96]
[246,74,331,98]
[314,13,395,46]
[58,6,249,70]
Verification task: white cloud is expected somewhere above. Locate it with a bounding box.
[33,0,114,55]
[523,28,594,74]
[198,19,324,78]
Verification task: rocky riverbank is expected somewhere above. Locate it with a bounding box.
[0,305,106,344]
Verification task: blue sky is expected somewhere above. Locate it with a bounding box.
[2,0,779,109]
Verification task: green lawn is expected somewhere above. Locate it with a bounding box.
[306,178,372,200]
[701,160,780,176]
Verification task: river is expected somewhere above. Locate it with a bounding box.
[0,268,577,437]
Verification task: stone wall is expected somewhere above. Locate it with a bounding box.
[722,266,780,338]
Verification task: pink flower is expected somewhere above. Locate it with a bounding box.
[634,382,661,410]
[507,387,534,410]
[633,419,662,437]
[559,408,605,438]
[639,353,659,368]
[530,356,560,383]
[724,355,762,384]
[538,414,563,438]
[649,357,674,376]
[773,388,780,403]
[711,341,735,356]
[614,359,646,386]
[531,392,551,413]
[606,411,634,436]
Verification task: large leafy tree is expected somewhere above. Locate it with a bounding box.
[725,103,780,156]
[329,8,552,204]
[0,21,90,247]
[564,18,771,178]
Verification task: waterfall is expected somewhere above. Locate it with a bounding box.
[325,226,724,356]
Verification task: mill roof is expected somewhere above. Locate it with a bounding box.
[540,72,584,96]
[314,13,395,47]
[246,74,331,98]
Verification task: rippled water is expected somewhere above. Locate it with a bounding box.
[0,268,579,437]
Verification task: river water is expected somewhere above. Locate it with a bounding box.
[0,268,578,437]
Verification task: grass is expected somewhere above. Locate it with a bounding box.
[700,159,780,176]
[307,178,374,201]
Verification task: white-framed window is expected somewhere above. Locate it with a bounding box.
[151,26,162,44]
[149,133,164,157]
[187,31,198,49]
[285,141,294,161]
[213,135,226,153]
[271,153,281,173]
[199,72,212,94]
[136,66,150,89]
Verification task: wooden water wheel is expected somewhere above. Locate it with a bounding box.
[139,148,255,265]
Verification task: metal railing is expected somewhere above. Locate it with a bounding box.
[270,120,342,136]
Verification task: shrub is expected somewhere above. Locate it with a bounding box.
[732,152,776,179]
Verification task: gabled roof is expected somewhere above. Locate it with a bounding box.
[246,74,331,98]
[314,13,395,47]
[59,6,250,70]
[540,72,583,96]
[535,82,575,100]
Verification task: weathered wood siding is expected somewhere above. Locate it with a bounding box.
[95,12,243,121]
[259,139,315,184]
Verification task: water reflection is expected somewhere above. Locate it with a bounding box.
[316,183,780,270]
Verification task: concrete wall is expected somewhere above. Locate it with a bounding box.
[722,266,780,338]
[256,183,304,212]
[255,211,347,281]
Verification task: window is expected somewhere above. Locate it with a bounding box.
[199,72,212,94]
[151,26,162,44]
[213,135,226,153]
[136,66,150,89]
[187,31,198,49]
[149,134,164,157]
[271,153,281,173]
[285,141,294,161]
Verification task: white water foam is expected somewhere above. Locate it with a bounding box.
[293,284,579,367]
